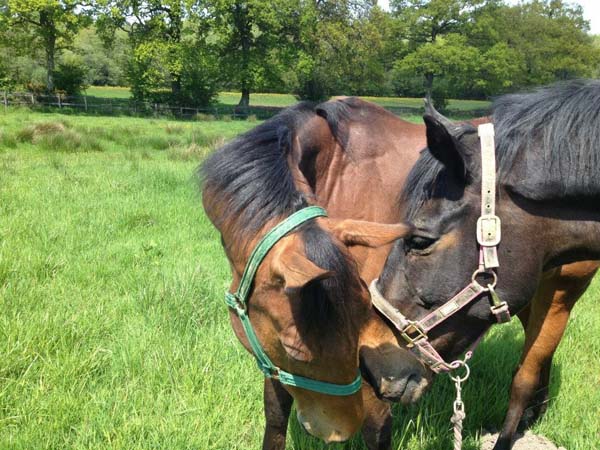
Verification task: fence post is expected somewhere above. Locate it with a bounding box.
[83,94,88,112]
[3,91,7,112]
[30,92,35,106]
[57,93,62,108]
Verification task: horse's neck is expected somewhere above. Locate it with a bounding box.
[547,213,600,266]
[313,120,425,224]
[512,194,600,268]
[303,114,424,281]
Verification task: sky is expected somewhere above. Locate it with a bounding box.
[377,0,600,35]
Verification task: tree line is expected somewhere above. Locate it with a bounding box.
[1,0,599,108]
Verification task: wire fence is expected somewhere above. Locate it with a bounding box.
[1,91,490,120]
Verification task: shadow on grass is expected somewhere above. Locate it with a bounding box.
[287,322,564,449]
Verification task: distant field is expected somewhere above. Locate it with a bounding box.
[0,109,598,450]
[85,86,132,99]
[83,86,490,112]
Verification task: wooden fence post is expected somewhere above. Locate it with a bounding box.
[57,93,62,108]
[3,91,7,112]
[83,94,88,112]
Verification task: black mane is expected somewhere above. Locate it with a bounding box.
[495,79,600,200]
[403,79,600,217]
[201,102,315,236]
[200,102,358,324]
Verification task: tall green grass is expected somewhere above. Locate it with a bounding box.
[0,110,598,449]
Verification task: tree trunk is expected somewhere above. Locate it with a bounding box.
[238,88,250,107]
[40,9,57,92]
[234,1,251,108]
[171,78,181,100]
[167,7,183,102]
[424,72,434,99]
[46,45,55,92]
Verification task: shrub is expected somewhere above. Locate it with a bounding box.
[54,61,88,95]
[16,121,104,152]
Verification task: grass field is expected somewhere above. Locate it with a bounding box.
[0,109,598,450]
[84,86,490,112]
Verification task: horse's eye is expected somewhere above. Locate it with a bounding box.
[405,235,437,252]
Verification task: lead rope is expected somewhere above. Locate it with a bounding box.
[449,359,470,450]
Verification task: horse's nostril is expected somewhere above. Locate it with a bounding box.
[379,375,408,401]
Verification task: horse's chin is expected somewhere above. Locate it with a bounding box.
[296,410,354,443]
[398,375,431,405]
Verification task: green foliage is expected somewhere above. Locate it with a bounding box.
[389,0,599,102]
[70,26,128,86]
[97,1,219,106]
[286,1,390,101]
[53,58,88,95]
[2,0,91,91]
[209,0,291,105]
[1,0,599,102]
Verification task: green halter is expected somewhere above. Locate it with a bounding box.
[224,206,362,396]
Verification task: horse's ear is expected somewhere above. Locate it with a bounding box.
[270,237,333,291]
[423,99,475,182]
[327,219,413,248]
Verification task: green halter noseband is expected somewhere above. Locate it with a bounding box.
[224,206,362,396]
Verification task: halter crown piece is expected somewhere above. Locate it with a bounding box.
[369,123,511,374]
[224,206,362,396]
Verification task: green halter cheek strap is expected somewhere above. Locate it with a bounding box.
[224,206,362,396]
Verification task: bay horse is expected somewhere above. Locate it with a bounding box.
[369,79,600,449]
[200,105,428,449]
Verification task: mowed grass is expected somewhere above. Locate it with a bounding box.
[0,110,598,450]
[84,86,132,99]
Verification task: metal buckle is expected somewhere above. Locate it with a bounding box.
[490,301,511,324]
[477,214,501,247]
[401,321,428,347]
[471,268,497,290]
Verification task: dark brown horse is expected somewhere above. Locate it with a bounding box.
[372,79,600,449]
[200,106,428,449]
[272,93,598,449]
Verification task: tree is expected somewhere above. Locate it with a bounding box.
[2,0,90,91]
[391,0,599,101]
[467,0,599,91]
[390,0,484,98]
[210,0,289,106]
[97,0,219,105]
[97,1,184,97]
[392,33,480,107]
[284,0,387,101]
[68,26,128,86]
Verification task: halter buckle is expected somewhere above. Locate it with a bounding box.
[477,214,501,247]
[225,292,247,316]
[401,321,428,347]
[490,301,511,324]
